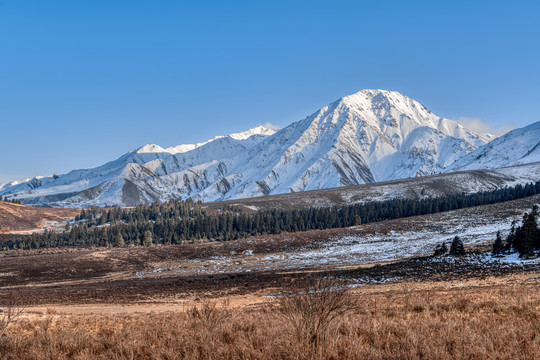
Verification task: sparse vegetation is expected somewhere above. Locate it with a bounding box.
[0,201,78,235]
[1,283,539,359]
[277,277,358,356]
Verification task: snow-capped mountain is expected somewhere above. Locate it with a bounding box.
[445,121,540,172]
[1,89,499,207]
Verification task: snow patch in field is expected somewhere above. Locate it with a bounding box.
[132,205,535,280]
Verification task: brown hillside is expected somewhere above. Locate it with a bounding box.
[0,202,79,233]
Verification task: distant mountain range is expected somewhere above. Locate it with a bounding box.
[1,89,538,207]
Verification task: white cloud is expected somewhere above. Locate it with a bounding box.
[260,122,281,131]
[454,117,515,136]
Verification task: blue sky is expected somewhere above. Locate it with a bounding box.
[1,0,539,183]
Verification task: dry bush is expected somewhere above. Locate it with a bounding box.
[277,276,358,357]
[188,300,233,342]
[0,292,25,346]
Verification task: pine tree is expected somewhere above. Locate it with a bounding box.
[449,236,465,256]
[433,242,448,256]
[492,231,503,255]
[142,230,153,247]
[505,220,517,251]
[115,233,125,248]
[99,228,109,247]
[440,242,448,254]
[519,208,538,258]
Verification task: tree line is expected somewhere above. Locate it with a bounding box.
[2,181,540,251]
[1,196,21,204]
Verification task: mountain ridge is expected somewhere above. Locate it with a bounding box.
[445,121,540,172]
[3,89,528,208]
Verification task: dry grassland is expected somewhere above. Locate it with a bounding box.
[0,202,78,234]
[1,278,538,360]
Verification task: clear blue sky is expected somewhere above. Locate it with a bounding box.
[1,0,539,183]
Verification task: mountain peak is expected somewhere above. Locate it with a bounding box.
[340,89,426,109]
[134,143,166,154]
[328,89,494,142]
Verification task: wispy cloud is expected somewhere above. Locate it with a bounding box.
[260,122,281,131]
[455,117,515,136]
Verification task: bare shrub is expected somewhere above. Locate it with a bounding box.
[189,301,233,341]
[0,292,25,346]
[277,276,358,356]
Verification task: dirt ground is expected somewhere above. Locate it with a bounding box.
[1,240,538,307]
[15,269,538,318]
[0,202,79,233]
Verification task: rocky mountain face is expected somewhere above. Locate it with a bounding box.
[1,89,519,207]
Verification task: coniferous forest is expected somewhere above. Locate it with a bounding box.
[1,181,540,251]
[499,204,540,258]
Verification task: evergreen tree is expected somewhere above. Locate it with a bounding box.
[440,242,448,254]
[449,236,465,256]
[492,231,503,255]
[115,233,125,248]
[142,230,153,247]
[518,206,538,258]
[99,228,109,247]
[433,242,448,256]
[505,220,517,252]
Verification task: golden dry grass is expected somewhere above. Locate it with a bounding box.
[0,202,79,234]
[1,281,538,360]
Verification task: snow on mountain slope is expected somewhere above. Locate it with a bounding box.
[192,89,490,201]
[0,89,499,207]
[165,125,275,154]
[445,121,540,172]
[0,127,276,206]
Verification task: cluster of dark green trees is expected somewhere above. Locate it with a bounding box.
[1,181,540,251]
[435,204,540,259]
[1,196,21,204]
[433,235,466,256]
[492,205,540,258]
